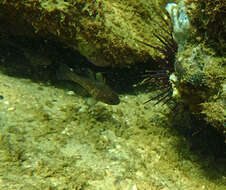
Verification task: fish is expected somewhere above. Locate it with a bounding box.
[56,64,120,105]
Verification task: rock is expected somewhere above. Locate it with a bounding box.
[168,0,226,134]
[0,0,171,67]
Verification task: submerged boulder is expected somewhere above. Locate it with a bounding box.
[167,0,226,134]
[0,0,171,67]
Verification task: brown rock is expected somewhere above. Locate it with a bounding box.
[0,0,171,67]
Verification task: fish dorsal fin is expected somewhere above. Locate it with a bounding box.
[86,69,106,83]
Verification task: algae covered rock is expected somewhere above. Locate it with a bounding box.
[0,0,170,67]
[167,0,226,133]
[186,0,226,54]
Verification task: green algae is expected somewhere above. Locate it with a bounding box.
[186,0,226,54]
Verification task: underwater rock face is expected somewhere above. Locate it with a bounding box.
[167,0,226,133]
[0,0,169,67]
[175,43,226,133]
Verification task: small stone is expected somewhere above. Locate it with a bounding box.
[8,107,16,111]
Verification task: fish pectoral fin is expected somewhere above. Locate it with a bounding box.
[86,97,98,105]
[56,64,71,81]
[86,68,96,80]
[95,72,106,83]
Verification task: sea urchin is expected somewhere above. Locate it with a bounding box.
[137,10,178,107]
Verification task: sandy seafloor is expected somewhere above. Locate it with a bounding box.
[0,65,225,189]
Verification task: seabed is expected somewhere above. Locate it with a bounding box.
[0,60,225,189]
